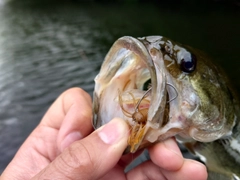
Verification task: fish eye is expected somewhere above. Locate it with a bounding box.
[180,53,197,73]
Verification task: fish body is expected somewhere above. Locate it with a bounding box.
[92,36,240,179]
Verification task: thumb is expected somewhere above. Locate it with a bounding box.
[32,118,129,180]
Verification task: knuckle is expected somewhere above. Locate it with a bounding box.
[63,87,92,109]
[65,87,91,101]
[57,141,96,178]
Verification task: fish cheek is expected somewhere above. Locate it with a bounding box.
[188,73,231,141]
[192,74,222,123]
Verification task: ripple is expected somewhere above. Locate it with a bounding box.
[0,118,18,126]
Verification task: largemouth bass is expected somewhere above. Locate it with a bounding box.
[92,36,240,179]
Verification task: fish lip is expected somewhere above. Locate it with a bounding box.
[111,36,155,70]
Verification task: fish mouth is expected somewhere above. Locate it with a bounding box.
[93,36,169,152]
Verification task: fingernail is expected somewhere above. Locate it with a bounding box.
[61,131,82,152]
[164,138,182,156]
[98,118,127,145]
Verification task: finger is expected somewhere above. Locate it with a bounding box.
[32,118,129,180]
[0,88,93,179]
[40,87,92,129]
[99,166,126,180]
[56,88,93,152]
[148,138,184,171]
[126,161,166,180]
[99,150,146,180]
[118,149,144,168]
[149,138,207,180]
[40,87,93,152]
[162,159,208,180]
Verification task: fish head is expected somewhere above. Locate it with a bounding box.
[93,36,236,153]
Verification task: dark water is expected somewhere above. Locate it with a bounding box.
[0,0,239,173]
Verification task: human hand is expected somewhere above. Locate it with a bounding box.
[0,88,207,180]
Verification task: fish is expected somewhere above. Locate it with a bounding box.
[92,36,240,180]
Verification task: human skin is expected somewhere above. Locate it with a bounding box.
[0,88,207,180]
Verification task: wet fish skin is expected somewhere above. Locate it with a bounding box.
[173,44,240,180]
[191,121,240,180]
[92,36,240,179]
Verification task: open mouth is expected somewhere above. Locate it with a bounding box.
[112,36,168,123]
[93,36,170,152]
[106,37,170,151]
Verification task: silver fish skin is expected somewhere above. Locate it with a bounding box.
[92,36,240,180]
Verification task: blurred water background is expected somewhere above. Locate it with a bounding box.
[0,0,239,173]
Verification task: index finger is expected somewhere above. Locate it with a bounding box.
[40,87,92,129]
[41,88,93,151]
[148,138,184,171]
